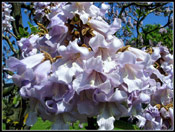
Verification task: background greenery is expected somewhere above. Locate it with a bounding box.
[3,117,140,130]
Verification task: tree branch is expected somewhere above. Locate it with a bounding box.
[2,34,18,55]
[7,30,18,39]
[10,3,23,40]
[118,3,135,19]
[21,3,33,10]
[143,11,173,35]
[3,84,14,96]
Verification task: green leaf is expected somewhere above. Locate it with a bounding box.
[31,26,39,34]
[12,94,21,107]
[28,21,39,34]
[69,121,88,130]
[19,27,25,36]
[18,27,30,38]
[136,9,145,17]
[126,25,131,33]
[27,21,33,28]
[30,117,52,130]
[24,30,29,37]
[136,9,139,15]
[3,123,6,130]
[25,27,28,31]
[136,9,140,16]
[114,120,139,130]
[126,25,129,31]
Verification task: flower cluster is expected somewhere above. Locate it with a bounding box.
[135,44,174,130]
[6,2,173,130]
[2,2,15,33]
[159,28,167,34]
[33,2,66,24]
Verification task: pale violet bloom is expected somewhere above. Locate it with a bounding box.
[51,115,69,130]
[128,47,152,67]
[2,2,15,32]
[169,108,174,129]
[6,53,45,75]
[97,104,115,130]
[62,2,101,24]
[135,104,163,130]
[6,53,52,99]
[34,80,75,114]
[100,3,110,16]
[88,17,121,37]
[47,13,68,38]
[73,56,110,94]
[36,34,62,56]
[25,98,39,126]
[127,90,151,115]
[97,101,128,130]
[89,30,123,55]
[23,77,76,129]
[26,111,38,126]
[116,51,150,93]
[51,39,90,84]
[18,34,40,57]
[150,47,161,61]
[33,2,62,22]
[89,31,123,73]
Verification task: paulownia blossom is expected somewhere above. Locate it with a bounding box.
[4,2,173,130]
[2,2,15,33]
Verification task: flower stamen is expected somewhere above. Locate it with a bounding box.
[81,44,92,51]
[37,22,49,37]
[41,50,62,63]
[146,47,153,54]
[116,45,130,53]
[155,103,173,111]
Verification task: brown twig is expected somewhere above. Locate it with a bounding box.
[2,34,18,55]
